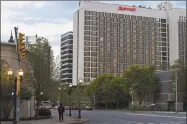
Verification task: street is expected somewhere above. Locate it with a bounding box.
[68,110,186,124]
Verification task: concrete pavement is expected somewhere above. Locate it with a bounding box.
[79,110,186,124]
[1,109,89,124]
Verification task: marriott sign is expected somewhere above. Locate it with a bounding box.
[118,6,136,12]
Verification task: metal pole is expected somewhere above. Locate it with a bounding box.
[132,88,134,112]
[69,92,72,116]
[175,70,178,113]
[14,27,20,122]
[93,94,95,110]
[78,85,81,119]
[13,77,17,124]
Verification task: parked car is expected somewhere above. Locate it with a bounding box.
[85,106,93,110]
[54,105,58,109]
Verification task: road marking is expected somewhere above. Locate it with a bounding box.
[125,113,186,119]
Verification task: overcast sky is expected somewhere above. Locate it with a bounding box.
[1,1,186,57]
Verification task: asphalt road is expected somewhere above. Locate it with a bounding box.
[65,110,186,124]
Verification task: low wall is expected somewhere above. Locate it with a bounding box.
[1,96,35,119]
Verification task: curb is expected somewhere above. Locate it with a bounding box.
[64,116,89,124]
[67,119,90,124]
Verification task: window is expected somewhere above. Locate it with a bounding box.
[91,63,97,67]
[84,73,90,77]
[91,42,97,46]
[91,57,97,62]
[84,41,90,46]
[84,36,90,40]
[91,37,97,41]
[84,57,90,61]
[84,26,90,30]
[84,52,90,56]
[91,47,97,51]
[85,16,90,20]
[84,47,90,51]
[84,62,90,67]
[85,21,90,25]
[84,68,90,72]
[91,73,97,78]
[84,31,90,35]
[85,11,90,15]
[91,52,97,56]
[91,68,97,72]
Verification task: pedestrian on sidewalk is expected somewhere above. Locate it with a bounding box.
[58,103,65,121]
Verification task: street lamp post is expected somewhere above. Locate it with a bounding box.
[92,94,95,110]
[17,69,23,122]
[58,86,66,104]
[68,83,72,116]
[78,77,83,119]
[8,69,16,124]
[129,88,134,112]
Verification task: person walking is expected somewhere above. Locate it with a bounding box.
[58,104,65,121]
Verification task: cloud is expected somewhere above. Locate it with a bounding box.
[1,1,186,58]
[1,1,73,57]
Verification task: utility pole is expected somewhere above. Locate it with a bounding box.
[93,94,95,110]
[14,27,20,124]
[175,69,178,113]
[132,88,134,112]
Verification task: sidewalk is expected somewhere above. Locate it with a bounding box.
[1,115,89,124]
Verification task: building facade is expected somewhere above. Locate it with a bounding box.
[60,31,73,84]
[0,41,35,119]
[73,1,186,85]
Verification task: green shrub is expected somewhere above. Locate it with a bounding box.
[37,108,51,117]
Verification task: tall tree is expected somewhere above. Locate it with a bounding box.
[51,55,60,81]
[171,60,187,103]
[123,65,158,108]
[27,37,54,117]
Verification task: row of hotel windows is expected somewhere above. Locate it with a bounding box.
[179,16,186,21]
[83,32,168,38]
[83,27,169,33]
[83,57,167,63]
[84,17,167,26]
[84,36,168,41]
[84,10,167,23]
[84,21,168,28]
[83,63,167,75]
[83,47,168,53]
[84,26,168,32]
[84,41,160,46]
[83,46,158,52]
[84,31,168,37]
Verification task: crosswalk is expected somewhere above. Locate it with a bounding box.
[121,122,186,124]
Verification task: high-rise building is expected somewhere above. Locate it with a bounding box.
[60,31,73,84]
[73,1,186,85]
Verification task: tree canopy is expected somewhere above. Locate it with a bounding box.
[122,65,158,107]
[171,60,187,103]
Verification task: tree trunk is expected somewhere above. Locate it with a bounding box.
[116,103,119,109]
[139,100,143,108]
[105,103,108,110]
[36,99,40,118]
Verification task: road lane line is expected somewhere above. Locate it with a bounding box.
[125,113,186,119]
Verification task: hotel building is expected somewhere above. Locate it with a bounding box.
[73,1,186,85]
[60,31,73,84]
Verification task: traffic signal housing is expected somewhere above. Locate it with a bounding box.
[18,33,26,60]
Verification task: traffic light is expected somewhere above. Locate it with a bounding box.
[172,81,176,91]
[18,33,26,60]
[172,82,176,87]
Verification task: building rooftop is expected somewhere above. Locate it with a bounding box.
[61,31,73,37]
